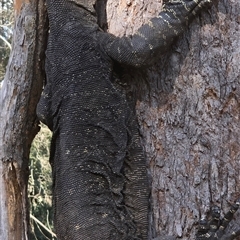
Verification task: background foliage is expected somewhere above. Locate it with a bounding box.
[1,1,55,238]
[0,0,13,81]
[28,124,55,240]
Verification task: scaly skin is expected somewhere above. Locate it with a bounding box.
[196,200,240,240]
[37,0,214,239]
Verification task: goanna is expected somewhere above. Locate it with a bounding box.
[36,0,223,239]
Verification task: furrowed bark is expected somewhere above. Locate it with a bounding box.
[106,0,240,239]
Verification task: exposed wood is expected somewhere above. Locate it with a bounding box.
[106,0,240,239]
[0,0,47,238]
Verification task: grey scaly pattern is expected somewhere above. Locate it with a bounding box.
[37,0,213,239]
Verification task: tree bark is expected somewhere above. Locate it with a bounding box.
[0,0,47,238]
[106,0,240,239]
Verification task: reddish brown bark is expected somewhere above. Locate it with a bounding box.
[106,0,240,238]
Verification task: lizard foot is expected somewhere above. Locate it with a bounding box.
[196,199,240,240]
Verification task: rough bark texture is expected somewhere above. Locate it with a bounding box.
[0,0,47,239]
[106,0,240,239]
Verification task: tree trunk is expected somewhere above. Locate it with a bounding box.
[0,0,47,238]
[106,0,240,239]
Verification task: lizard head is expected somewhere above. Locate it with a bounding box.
[69,0,97,14]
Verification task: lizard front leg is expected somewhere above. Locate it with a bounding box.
[99,0,213,67]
